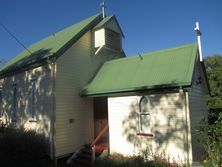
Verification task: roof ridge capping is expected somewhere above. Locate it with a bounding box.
[141,42,197,57]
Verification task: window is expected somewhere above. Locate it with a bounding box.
[12,86,17,121]
[138,96,151,133]
[30,81,36,119]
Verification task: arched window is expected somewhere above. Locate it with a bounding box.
[138,96,150,133]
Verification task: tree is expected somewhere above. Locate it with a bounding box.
[204,55,222,121]
[198,113,222,166]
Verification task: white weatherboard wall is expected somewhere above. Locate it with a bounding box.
[188,62,208,161]
[108,93,190,162]
[0,65,53,154]
[55,31,123,157]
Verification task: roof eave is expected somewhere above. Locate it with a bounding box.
[80,84,192,97]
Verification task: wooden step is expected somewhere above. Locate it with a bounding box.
[67,144,109,166]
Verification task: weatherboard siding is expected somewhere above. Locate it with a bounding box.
[105,18,122,34]
[188,62,207,161]
[0,65,53,147]
[108,93,189,162]
[55,31,123,157]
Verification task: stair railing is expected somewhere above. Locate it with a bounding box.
[90,124,109,161]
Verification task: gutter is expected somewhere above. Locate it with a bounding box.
[80,85,192,97]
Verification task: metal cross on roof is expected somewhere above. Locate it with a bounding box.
[194,22,203,62]
[100,2,106,18]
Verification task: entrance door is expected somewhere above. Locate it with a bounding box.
[93,97,109,147]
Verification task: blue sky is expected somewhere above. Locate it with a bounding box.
[0,0,222,61]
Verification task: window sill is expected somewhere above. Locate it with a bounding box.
[136,133,154,137]
[29,120,38,123]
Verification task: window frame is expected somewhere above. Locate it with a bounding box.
[30,80,37,121]
[137,96,152,135]
[12,85,17,121]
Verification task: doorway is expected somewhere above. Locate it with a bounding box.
[93,97,109,147]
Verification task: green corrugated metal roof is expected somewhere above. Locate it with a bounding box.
[0,13,103,76]
[94,15,113,29]
[81,43,198,96]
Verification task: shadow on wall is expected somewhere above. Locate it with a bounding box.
[122,93,188,158]
[1,49,54,139]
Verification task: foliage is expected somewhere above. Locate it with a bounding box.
[204,55,222,115]
[93,153,183,167]
[0,127,51,167]
[197,113,222,166]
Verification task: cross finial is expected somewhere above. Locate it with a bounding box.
[194,22,203,62]
[100,2,106,18]
[194,22,202,36]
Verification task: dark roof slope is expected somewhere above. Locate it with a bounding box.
[0,13,103,77]
[81,43,198,96]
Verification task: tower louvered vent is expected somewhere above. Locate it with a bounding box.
[94,28,121,51]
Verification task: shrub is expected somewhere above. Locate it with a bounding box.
[93,153,181,167]
[198,112,222,166]
[0,127,51,167]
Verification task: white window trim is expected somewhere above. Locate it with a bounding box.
[29,80,37,122]
[138,96,152,134]
[12,85,17,122]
